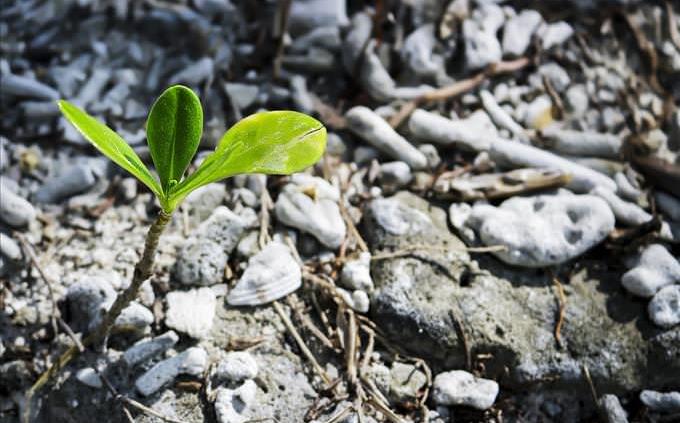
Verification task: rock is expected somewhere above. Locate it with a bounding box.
[621,244,680,298]
[648,285,680,328]
[378,161,412,192]
[224,83,259,111]
[75,69,111,107]
[418,144,441,168]
[135,347,208,396]
[566,84,589,117]
[66,276,116,333]
[656,191,680,221]
[490,137,618,192]
[174,238,228,286]
[165,288,216,339]
[432,370,499,410]
[538,21,574,50]
[615,172,642,202]
[76,368,103,389]
[0,233,22,262]
[184,183,226,224]
[340,252,373,292]
[0,183,37,227]
[337,288,370,313]
[34,165,97,203]
[388,362,427,405]
[274,176,345,249]
[0,73,59,100]
[599,394,629,423]
[465,193,615,267]
[289,75,314,114]
[409,109,496,152]
[591,186,652,226]
[479,90,527,141]
[463,3,504,70]
[214,380,258,423]
[290,26,341,52]
[523,95,554,130]
[216,352,258,382]
[99,301,153,335]
[402,24,441,78]
[195,206,258,252]
[342,11,372,73]
[640,390,680,413]
[288,0,349,35]
[123,331,180,367]
[345,106,428,170]
[169,57,214,85]
[541,128,622,159]
[502,10,543,57]
[227,241,301,306]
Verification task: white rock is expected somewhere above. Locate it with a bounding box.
[337,288,370,313]
[224,83,259,111]
[342,12,372,73]
[196,206,258,252]
[275,178,345,249]
[402,24,441,78]
[184,183,227,224]
[175,238,228,286]
[123,331,180,367]
[368,197,432,237]
[539,21,574,50]
[467,194,615,267]
[640,390,680,413]
[541,128,622,159]
[288,0,348,34]
[100,301,153,335]
[379,162,413,191]
[66,275,116,333]
[165,288,216,339]
[216,352,258,382]
[214,380,258,423]
[76,367,103,389]
[502,10,543,57]
[346,106,427,169]
[615,172,642,202]
[0,182,37,227]
[432,370,499,410]
[227,241,301,306]
[169,57,214,85]
[479,90,527,141]
[622,244,680,297]
[409,109,496,152]
[463,4,504,70]
[340,252,373,291]
[34,165,96,203]
[591,186,652,226]
[599,394,629,423]
[648,285,680,328]
[135,347,208,396]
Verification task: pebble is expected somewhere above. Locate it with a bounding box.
[214,380,258,423]
[75,68,111,107]
[357,44,396,102]
[599,394,629,423]
[566,84,589,116]
[0,233,22,263]
[402,24,441,78]
[479,90,527,141]
[215,351,258,382]
[342,11,372,73]
[640,390,680,413]
[174,238,228,286]
[541,128,622,159]
[502,10,542,57]
[409,109,495,152]
[195,206,258,252]
[275,176,346,249]
[123,331,180,367]
[34,165,97,203]
[418,144,441,168]
[290,26,341,52]
[615,172,642,202]
[224,82,259,111]
[0,183,37,227]
[98,301,153,335]
[288,0,348,35]
[169,57,214,85]
[621,244,680,298]
[135,347,208,396]
[227,241,301,306]
[165,288,216,339]
[538,21,574,50]
[0,73,59,100]
[465,193,615,267]
[656,191,680,221]
[289,74,314,114]
[523,95,554,130]
[340,252,373,291]
[591,186,652,226]
[379,161,413,192]
[648,285,680,328]
[346,106,427,169]
[76,367,103,389]
[432,370,499,410]
[337,288,370,313]
[184,183,227,224]
[489,137,618,192]
[66,275,116,333]
[389,362,427,405]
[463,4,504,70]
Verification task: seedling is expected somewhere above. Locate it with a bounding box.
[27,85,326,404]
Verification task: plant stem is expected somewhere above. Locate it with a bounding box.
[24,211,172,421]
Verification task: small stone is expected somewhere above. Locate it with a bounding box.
[123,331,180,367]
[0,73,59,100]
[135,347,208,396]
[0,183,36,227]
[541,128,622,159]
[326,132,347,157]
[502,10,543,57]
[379,161,413,192]
[195,206,257,252]
[290,75,314,114]
[169,57,214,85]
[174,238,227,286]
[656,191,680,221]
[66,276,116,333]
[463,4,504,70]
[100,301,153,335]
[539,21,574,50]
[402,24,441,78]
[184,183,226,224]
[216,352,258,382]
[648,285,680,328]
[389,362,427,405]
[0,233,22,263]
[224,83,259,111]
[34,165,96,203]
[418,144,441,168]
[640,390,680,413]
[214,380,258,423]
[342,12,372,72]
[566,84,589,116]
[591,186,652,226]
[165,288,216,339]
[432,370,499,410]
[337,288,370,313]
[340,252,373,291]
[622,244,680,298]
[599,394,629,423]
[409,109,496,152]
[76,368,103,389]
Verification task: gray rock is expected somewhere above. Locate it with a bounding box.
[34,165,96,203]
[463,3,504,70]
[502,10,543,57]
[648,285,680,328]
[340,252,373,292]
[465,193,615,267]
[74,69,111,107]
[0,73,59,100]
[379,161,412,192]
[656,191,680,221]
[289,75,314,114]
[184,183,226,224]
[165,288,216,339]
[288,0,348,35]
[169,57,214,85]
[599,394,629,423]
[536,62,571,92]
[123,331,180,367]
[541,128,622,159]
[76,368,103,389]
[615,172,642,202]
[418,144,441,168]
[0,233,22,263]
[0,183,36,227]
[195,206,257,252]
[538,21,574,50]
[274,175,346,249]
[342,12,372,73]
[214,380,258,423]
[566,84,589,117]
[402,24,441,78]
[224,83,259,111]
[591,186,652,226]
[409,109,496,152]
[216,352,258,382]
[346,106,427,169]
[174,238,228,286]
[135,347,208,396]
[640,390,680,413]
[388,362,427,405]
[66,276,116,333]
[432,370,499,410]
[479,90,527,141]
[290,26,341,52]
[97,301,153,336]
[622,244,680,298]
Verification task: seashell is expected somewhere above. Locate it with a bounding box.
[227,241,301,306]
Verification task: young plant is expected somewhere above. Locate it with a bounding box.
[32,85,326,393]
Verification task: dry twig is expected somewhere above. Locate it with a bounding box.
[552,277,567,349]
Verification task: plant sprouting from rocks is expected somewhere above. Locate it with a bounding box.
[28,85,326,404]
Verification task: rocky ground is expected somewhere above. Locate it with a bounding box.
[1,0,680,422]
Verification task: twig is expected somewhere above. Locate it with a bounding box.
[581,363,599,406]
[322,405,354,423]
[272,0,293,78]
[371,244,507,261]
[338,194,368,253]
[286,295,335,350]
[552,277,567,349]
[449,310,472,371]
[365,393,407,423]
[542,75,564,120]
[259,182,273,249]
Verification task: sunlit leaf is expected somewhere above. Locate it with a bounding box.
[146,85,203,192]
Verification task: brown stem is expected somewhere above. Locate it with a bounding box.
[24,211,172,422]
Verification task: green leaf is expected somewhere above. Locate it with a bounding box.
[167,110,326,209]
[58,100,163,200]
[146,85,203,192]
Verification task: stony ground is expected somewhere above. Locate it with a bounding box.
[1,0,680,422]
